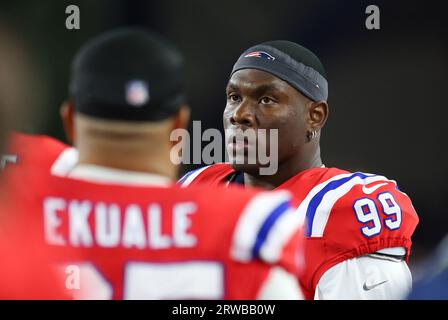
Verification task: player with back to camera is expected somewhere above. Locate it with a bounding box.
[179,40,420,300]
[4,28,305,299]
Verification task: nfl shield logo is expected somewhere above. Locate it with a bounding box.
[125,80,149,107]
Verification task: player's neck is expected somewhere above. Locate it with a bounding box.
[77,150,176,181]
[243,145,323,190]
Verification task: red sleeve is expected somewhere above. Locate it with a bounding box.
[295,171,419,297]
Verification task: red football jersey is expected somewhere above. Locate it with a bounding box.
[0,133,74,299]
[178,163,420,299]
[4,172,303,299]
[3,132,76,176]
[0,197,70,299]
[1,133,304,299]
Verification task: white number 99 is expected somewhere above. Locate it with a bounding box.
[353,192,402,237]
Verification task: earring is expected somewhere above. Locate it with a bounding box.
[307,130,318,140]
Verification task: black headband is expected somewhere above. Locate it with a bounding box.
[231,44,328,102]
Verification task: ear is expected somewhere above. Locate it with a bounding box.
[60,100,75,145]
[308,100,329,132]
[172,104,190,132]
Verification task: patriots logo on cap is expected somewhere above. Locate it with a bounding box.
[125,80,149,107]
[244,51,275,61]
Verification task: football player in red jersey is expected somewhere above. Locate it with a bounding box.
[2,29,305,299]
[179,41,419,299]
[13,168,304,299]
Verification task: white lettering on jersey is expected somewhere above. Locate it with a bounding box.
[43,198,67,245]
[122,205,146,249]
[43,197,198,250]
[296,172,397,237]
[173,202,197,247]
[148,204,172,249]
[95,203,120,247]
[69,200,93,247]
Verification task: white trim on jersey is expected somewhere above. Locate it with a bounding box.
[68,164,172,186]
[178,165,212,187]
[259,207,302,264]
[296,172,397,237]
[231,190,302,264]
[295,173,353,227]
[50,147,79,177]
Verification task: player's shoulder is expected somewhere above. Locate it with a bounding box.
[177,163,235,187]
[291,166,415,207]
[292,167,419,238]
[7,132,69,156]
[9,131,66,148]
[228,188,303,266]
[4,132,77,176]
[309,167,416,208]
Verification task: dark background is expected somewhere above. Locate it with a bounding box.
[0,0,446,271]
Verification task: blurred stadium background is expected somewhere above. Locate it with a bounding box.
[0,0,446,278]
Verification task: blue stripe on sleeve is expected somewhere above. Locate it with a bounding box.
[177,167,203,184]
[305,172,374,236]
[252,200,291,259]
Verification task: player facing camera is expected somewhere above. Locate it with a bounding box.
[180,40,419,300]
[224,41,329,186]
